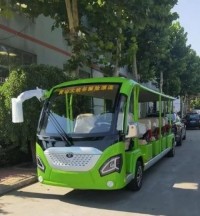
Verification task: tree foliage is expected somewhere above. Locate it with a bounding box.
[151,22,200,98]
[0,0,13,18]
[1,0,200,108]
[180,50,200,96]
[0,64,69,164]
[7,0,178,78]
[155,22,190,96]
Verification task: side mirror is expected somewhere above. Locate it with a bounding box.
[126,124,138,138]
[11,88,46,123]
[12,98,24,123]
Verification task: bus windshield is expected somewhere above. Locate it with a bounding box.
[38,83,120,137]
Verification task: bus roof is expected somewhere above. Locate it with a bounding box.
[49,77,175,102]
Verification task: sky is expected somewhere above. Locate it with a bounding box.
[173,0,200,56]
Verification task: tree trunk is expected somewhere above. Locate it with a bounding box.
[113,59,119,77]
[65,0,80,75]
[160,71,163,93]
[65,0,79,35]
[180,95,187,117]
[132,52,138,81]
[184,94,189,113]
[30,140,36,165]
[180,96,183,118]
[113,37,121,77]
[72,0,79,28]
[65,0,75,34]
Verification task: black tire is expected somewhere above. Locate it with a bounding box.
[167,139,175,157]
[183,131,186,140]
[127,160,143,191]
[176,133,182,146]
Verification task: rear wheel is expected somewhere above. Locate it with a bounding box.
[176,133,182,146]
[167,139,175,157]
[127,160,143,191]
[183,130,186,140]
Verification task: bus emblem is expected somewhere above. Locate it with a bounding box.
[66,153,74,158]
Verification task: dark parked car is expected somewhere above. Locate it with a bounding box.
[184,113,200,129]
[166,114,186,146]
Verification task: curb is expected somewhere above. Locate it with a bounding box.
[0,176,37,196]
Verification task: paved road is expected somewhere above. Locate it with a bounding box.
[1,130,200,216]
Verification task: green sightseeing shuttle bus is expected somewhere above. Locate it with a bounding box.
[12,77,175,191]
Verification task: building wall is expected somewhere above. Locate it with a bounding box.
[0,10,163,119]
[0,11,159,94]
[0,12,105,81]
[0,13,71,68]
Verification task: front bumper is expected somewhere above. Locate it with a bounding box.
[36,143,126,190]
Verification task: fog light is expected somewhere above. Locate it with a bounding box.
[38,176,43,183]
[107,181,114,188]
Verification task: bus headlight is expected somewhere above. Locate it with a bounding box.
[99,154,122,176]
[36,155,45,172]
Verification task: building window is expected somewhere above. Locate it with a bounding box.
[0,44,37,83]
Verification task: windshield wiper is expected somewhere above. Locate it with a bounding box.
[46,110,73,146]
[37,135,57,142]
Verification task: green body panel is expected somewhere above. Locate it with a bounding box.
[125,149,143,173]
[37,142,129,190]
[152,140,161,156]
[37,135,174,190]
[36,77,175,190]
[166,134,174,148]
[161,136,167,151]
[46,77,135,99]
[46,77,174,101]
[139,143,153,162]
[136,134,174,163]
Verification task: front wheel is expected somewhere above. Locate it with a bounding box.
[127,160,143,191]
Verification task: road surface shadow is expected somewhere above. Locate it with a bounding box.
[5,154,200,216]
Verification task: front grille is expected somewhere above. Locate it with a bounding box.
[47,153,93,167]
[44,147,102,171]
